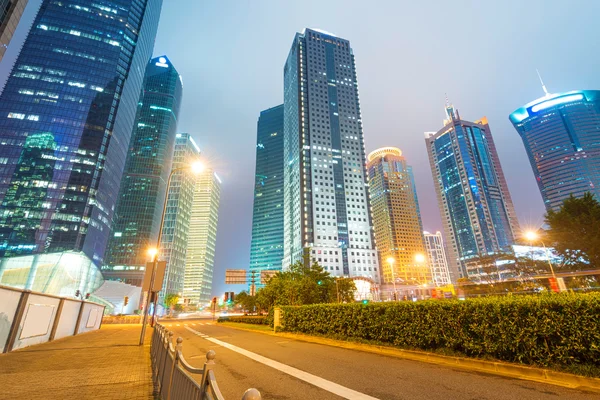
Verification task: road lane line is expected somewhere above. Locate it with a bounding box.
[184,327,378,400]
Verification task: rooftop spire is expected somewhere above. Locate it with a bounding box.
[536,69,549,96]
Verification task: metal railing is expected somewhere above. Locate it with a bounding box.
[150,323,261,400]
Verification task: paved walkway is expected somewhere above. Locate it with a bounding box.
[0,324,154,399]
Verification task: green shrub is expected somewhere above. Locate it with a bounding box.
[280,293,600,368]
[218,315,268,325]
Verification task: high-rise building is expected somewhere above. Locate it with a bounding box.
[159,133,200,302]
[103,56,183,286]
[423,231,452,286]
[0,0,162,280]
[509,90,600,211]
[283,28,379,282]
[367,147,429,285]
[0,0,28,62]
[183,169,221,306]
[425,105,520,280]
[249,105,284,286]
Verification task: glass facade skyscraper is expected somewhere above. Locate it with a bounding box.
[367,147,429,285]
[509,90,600,211]
[0,0,28,62]
[249,105,284,286]
[0,0,163,273]
[283,28,379,282]
[423,231,452,286]
[183,169,221,306]
[103,55,182,286]
[425,105,520,280]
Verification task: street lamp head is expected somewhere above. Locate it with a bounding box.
[415,253,426,264]
[148,247,158,258]
[191,161,205,174]
[386,257,395,265]
[524,231,538,242]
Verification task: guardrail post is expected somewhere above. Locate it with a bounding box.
[242,388,262,400]
[166,337,182,400]
[200,350,216,394]
[49,298,65,341]
[4,290,30,353]
[73,300,85,335]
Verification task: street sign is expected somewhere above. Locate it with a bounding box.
[225,269,248,284]
[261,270,278,284]
[142,261,167,292]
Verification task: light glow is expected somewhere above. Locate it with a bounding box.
[386,257,395,265]
[531,94,583,113]
[524,231,538,241]
[415,253,426,263]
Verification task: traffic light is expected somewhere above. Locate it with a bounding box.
[124,296,129,306]
[224,292,230,302]
[229,292,235,303]
[317,280,322,285]
[75,290,80,298]
[362,299,369,305]
[85,293,90,299]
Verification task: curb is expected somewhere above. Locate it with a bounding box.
[217,322,600,393]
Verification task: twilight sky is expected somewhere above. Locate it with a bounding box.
[2,1,600,296]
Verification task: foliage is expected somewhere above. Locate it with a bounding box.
[546,192,600,268]
[255,256,356,311]
[279,293,600,368]
[163,294,179,309]
[235,291,256,312]
[217,315,268,325]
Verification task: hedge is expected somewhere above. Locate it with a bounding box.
[218,315,268,325]
[279,293,600,368]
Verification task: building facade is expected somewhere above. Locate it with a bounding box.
[0,0,162,292]
[283,28,379,282]
[425,105,520,280]
[367,147,429,285]
[249,105,284,286]
[183,169,221,306]
[159,133,200,302]
[509,90,600,211]
[0,0,28,61]
[423,231,452,286]
[103,56,183,286]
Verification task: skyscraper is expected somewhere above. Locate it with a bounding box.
[0,0,162,268]
[250,105,284,286]
[283,28,379,282]
[159,133,200,302]
[423,231,452,286]
[425,105,520,280]
[183,169,221,306]
[367,147,429,285]
[0,0,28,61]
[509,90,600,211]
[103,56,183,286]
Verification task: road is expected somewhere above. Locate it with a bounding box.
[160,318,598,400]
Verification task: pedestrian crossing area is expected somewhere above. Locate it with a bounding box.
[161,321,215,328]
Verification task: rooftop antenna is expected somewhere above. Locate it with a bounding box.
[445,93,450,107]
[536,69,549,96]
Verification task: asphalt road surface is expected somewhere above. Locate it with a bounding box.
[160,319,598,400]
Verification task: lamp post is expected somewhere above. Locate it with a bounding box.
[387,257,397,301]
[524,231,556,277]
[139,160,205,346]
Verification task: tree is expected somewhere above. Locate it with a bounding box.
[163,294,179,316]
[546,192,600,269]
[235,291,256,313]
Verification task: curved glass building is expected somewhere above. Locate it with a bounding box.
[509,90,600,210]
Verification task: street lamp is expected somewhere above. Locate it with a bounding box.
[524,230,557,279]
[387,257,397,301]
[139,160,206,346]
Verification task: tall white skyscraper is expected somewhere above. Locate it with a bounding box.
[183,169,221,306]
[423,231,452,286]
[283,28,379,282]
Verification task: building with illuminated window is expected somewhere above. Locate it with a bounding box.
[423,231,452,286]
[283,28,379,282]
[0,0,28,61]
[425,105,520,280]
[183,169,221,306]
[367,147,429,285]
[103,56,182,286]
[250,105,284,287]
[159,133,200,303]
[509,90,600,211]
[0,0,162,295]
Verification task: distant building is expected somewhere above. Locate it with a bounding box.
[249,105,284,288]
[367,147,429,285]
[103,56,183,286]
[425,104,520,281]
[183,169,221,306]
[0,0,28,62]
[283,28,379,282]
[159,133,200,303]
[509,90,600,211]
[423,231,452,286]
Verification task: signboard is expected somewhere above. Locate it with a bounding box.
[142,261,167,292]
[225,269,248,284]
[261,270,278,284]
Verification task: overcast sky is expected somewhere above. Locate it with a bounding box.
[2,0,600,296]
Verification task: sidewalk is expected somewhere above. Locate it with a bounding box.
[0,324,154,400]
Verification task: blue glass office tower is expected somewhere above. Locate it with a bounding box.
[250,105,284,287]
[0,0,163,274]
[103,56,182,286]
[283,29,380,282]
[509,90,600,211]
[425,105,520,280]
